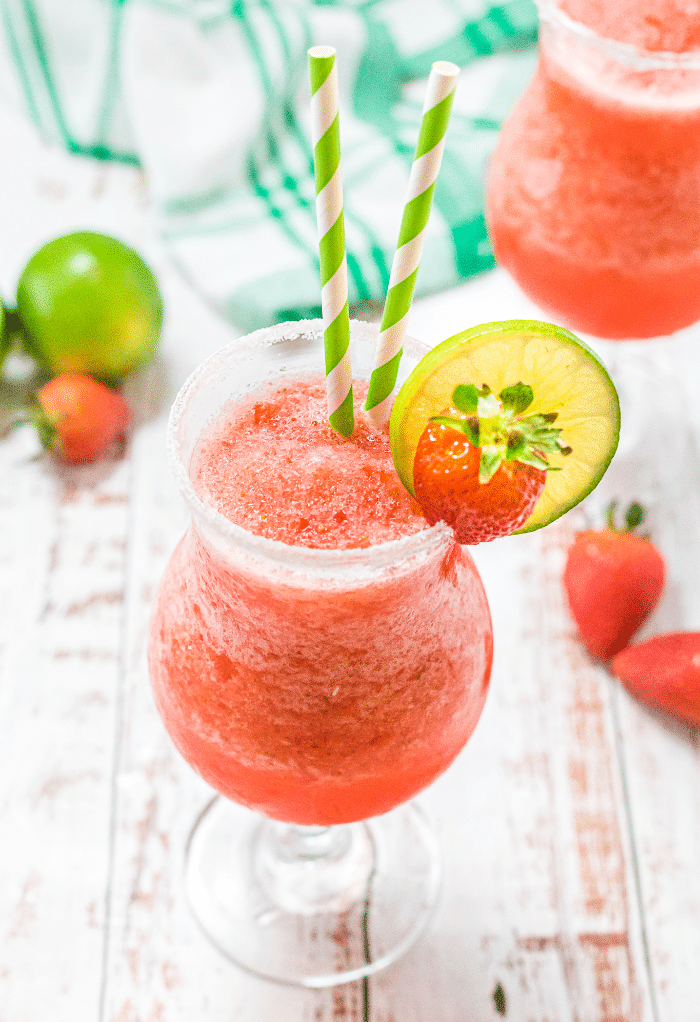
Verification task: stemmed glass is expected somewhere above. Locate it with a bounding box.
[147,320,493,987]
[485,0,700,513]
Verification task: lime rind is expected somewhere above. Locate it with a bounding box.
[389,319,620,534]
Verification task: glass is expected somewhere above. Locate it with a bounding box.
[148,320,493,987]
[485,0,700,511]
[486,0,700,342]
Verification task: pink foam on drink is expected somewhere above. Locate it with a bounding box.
[558,0,700,51]
[191,376,428,549]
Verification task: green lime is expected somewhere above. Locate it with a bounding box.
[390,319,620,532]
[16,231,163,384]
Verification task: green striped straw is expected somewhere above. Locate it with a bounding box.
[308,45,354,438]
[365,61,460,426]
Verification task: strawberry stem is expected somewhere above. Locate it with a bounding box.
[605,500,646,534]
[429,383,572,484]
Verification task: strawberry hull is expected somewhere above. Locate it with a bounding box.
[414,421,547,545]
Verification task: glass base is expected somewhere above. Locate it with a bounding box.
[184,797,441,988]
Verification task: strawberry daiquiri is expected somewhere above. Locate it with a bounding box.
[147,320,493,984]
[149,355,492,827]
[486,0,700,339]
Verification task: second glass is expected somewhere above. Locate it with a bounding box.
[486,0,700,341]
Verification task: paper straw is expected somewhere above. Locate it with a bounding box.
[308,45,354,438]
[365,61,460,426]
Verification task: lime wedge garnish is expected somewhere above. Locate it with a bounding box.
[390,320,620,532]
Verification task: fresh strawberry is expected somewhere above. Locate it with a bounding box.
[412,382,571,544]
[612,632,700,727]
[32,373,130,463]
[563,502,665,660]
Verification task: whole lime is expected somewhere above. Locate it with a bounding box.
[16,231,163,384]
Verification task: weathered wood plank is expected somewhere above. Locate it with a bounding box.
[0,429,130,1022]
[603,347,700,1022]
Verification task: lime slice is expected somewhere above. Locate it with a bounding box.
[390,320,620,533]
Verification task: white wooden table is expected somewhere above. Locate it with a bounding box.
[2,99,700,1022]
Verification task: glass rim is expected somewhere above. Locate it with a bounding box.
[166,317,454,579]
[536,0,700,70]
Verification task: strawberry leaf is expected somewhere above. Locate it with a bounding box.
[429,413,480,446]
[506,432,527,459]
[625,502,645,531]
[0,402,63,453]
[514,447,551,470]
[35,411,61,453]
[499,383,533,414]
[451,384,481,414]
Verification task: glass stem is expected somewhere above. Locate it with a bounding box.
[254,820,373,916]
[268,823,352,862]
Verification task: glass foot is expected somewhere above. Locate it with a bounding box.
[184,797,441,988]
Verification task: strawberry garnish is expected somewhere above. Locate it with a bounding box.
[412,381,571,544]
[29,374,130,464]
[563,501,665,660]
[612,632,700,727]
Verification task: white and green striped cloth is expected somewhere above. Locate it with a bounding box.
[0,0,538,332]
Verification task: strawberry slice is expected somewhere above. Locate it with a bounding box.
[612,632,700,727]
[563,502,665,660]
[412,381,571,545]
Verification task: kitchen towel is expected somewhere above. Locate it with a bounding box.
[0,0,537,330]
